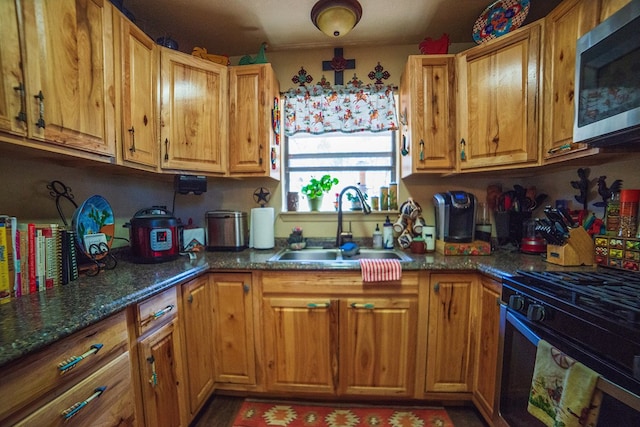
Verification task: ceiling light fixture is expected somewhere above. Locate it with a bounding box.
[311,0,362,38]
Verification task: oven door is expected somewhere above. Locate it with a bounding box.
[496,304,640,427]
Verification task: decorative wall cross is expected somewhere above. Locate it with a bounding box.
[322,48,355,85]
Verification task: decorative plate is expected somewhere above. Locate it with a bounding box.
[472,0,530,44]
[71,195,115,258]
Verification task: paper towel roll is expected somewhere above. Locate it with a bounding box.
[250,207,275,249]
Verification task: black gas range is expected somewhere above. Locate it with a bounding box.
[502,269,640,396]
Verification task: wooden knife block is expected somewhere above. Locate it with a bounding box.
[546,227,594,266]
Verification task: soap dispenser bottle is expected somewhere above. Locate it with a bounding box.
[373,224,383,249]
[383,216,394,249]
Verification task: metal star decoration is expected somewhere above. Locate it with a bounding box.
[253,187,271,206]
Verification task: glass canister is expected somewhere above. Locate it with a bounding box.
[618,189,640,238]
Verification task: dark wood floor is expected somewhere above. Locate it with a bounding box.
[191,394,489,427]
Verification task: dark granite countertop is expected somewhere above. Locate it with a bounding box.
[0,246,596,367]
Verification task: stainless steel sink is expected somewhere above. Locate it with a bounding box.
[268,247,412,263]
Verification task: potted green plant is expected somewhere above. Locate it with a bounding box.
[346,192,368,210]
[301,174,339,211]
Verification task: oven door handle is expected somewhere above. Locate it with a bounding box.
[503,305,640,412]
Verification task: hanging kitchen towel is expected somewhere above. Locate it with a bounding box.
[359,259,402,282]
[528,339,602,427]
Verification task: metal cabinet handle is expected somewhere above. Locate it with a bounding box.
[307,302,330,308]
[147,356,157,387]
[61,386,107,420]
[34,90,45,129]
[58,343,104,374]
[259,144,263,165]
[164,138,169,161]
[128,127,136,152]
[351,303,375,309]
[434,282,440,293]
[188,293,193,304]
[141,304,174,326]
[13,83,27,124]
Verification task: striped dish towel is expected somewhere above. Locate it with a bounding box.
[359,259,402,282]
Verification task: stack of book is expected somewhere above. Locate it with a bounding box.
[0,215,79,301]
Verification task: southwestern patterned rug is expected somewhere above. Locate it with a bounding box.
[232,399,454,427]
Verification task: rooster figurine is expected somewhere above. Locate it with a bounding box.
[571,168,591,211]
[595,175,623,212]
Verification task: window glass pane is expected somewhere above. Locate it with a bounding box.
[285,131,396,212]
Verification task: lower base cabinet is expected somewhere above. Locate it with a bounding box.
[473,276,502,424]
[426,273,477,393]
[261,271,419,397]
[16,352,135,427]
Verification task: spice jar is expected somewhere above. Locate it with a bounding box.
[618,189,640,238]
[606,192,620,235]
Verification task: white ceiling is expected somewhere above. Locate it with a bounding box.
[121,0,562,57]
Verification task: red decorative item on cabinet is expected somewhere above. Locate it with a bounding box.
[419,33,450,54]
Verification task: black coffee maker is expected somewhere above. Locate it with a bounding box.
[433,191,476,243]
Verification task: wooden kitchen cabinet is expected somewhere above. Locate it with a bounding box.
[261,271,419,397]
[472,276,502,424]
[19,0,116,157]
[160,48,228,174]
[129,287,187,427]
[0,0,27,137]
[400,55,456,176]
[0,311,132,426]
[542,0,600,162]
[339,296,418,396]
[16,352,134,427]
[180,275,216,416]
[426,273,478,393]
[600,0,632,20]
[210,272,257,388]
[228,64,280,178]
[456,22,541,172]
[115,13,159,170]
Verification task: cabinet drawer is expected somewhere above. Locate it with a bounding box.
[16,352,135,427]
[135,287,178,336]
[0,311,128,423]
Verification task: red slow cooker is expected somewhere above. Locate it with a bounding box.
[125,207,180,263]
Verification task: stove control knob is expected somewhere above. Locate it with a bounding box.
[508,294,525,311]
[527,304,545,322]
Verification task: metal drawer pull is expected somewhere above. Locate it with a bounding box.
[58,343,104,374]
[351,303,375,309]
[307,302,330,308]
[61,386,107,420]
[141,304,175,326]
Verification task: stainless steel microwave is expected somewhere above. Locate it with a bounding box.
[573,0,640,146]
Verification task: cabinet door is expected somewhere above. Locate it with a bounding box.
[0,0,27,137]
[138,318,185,427]
[118,15,158,169]
[180,275,215,416]
[160,48,227,174]
[339,297,417,396]
[473,276,501,424]
[542,0,600,161]
[400,55,456,176]
[457,23,541,171]
[263,296,338,395]
[228,64,280,178]
[210,273,256,386]
[20,0,116,155]
[600,0,632,20]
[426,274,477,392]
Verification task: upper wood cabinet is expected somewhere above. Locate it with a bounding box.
[400,55,456,176]
[542,0,600,162]
[228,64,280,178]
[160,48,228,174]
[542,0,631,163]
[456,21,542,172]
[20,0,116,156]
[0,1,27,138]
[426,273,477,393]
[115,15,159,170]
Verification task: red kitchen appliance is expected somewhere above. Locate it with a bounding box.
[125,207,180,263]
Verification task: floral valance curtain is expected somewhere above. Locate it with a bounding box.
[283,84,398,136]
